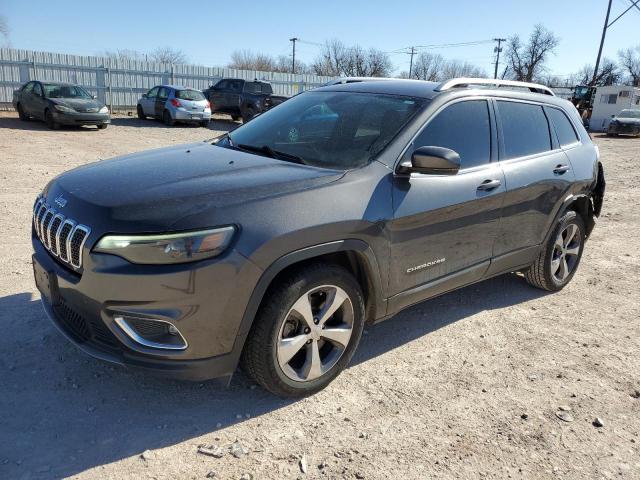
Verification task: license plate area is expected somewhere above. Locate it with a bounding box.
[33,256,59,306]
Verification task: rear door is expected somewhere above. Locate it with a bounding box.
[493,100,575,257]
[19,82,35,114]
[388,98,505,305]
[222,80,243,111]
[141,86,159,116]
[155,87,170,118]
[209,80,227,111]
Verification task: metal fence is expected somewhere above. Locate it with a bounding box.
[0,48,334,110]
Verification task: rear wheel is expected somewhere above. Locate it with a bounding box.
[231,115,241,122]
[97,124,108,130]
[241,107,256,123]
[137,105,146,120]
[199,120,209,128]
[525,210,585,291]
[17,103,29,121]
[241,264,365,397]
[45,109,59,130]
[163,109,174,126]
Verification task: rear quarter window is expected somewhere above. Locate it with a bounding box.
[546,107,579,146]
[497,101,551,159]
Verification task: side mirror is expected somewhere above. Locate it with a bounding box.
[398,146,461,175]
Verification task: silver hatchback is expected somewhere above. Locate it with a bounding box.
[137,85,211,127]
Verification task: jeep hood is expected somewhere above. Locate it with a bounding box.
[43,142,344,233]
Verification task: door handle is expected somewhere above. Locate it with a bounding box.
[553,164,570,174]
[477,179,501,191]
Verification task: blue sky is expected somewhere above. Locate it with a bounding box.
[2,0,639,78]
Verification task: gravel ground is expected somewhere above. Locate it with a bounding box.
[0,112,638,480]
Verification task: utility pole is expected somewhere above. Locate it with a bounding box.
[408,47,416,78]
[289,37,299,74]
[592,0,613,86]
[493,38,506,79]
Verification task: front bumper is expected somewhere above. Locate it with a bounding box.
[52,111,111,126]
[608,123,640,135]
[32,234,262,381]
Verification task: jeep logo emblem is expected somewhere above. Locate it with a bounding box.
[54,195,67,208]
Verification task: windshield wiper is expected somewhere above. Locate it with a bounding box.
[237,144,306,165]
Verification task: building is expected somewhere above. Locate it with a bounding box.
[590,85,640,131]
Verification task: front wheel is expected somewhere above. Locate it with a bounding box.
[241,264,365,397]
[241,108,256,123]
[525,210,585,291]
[45,109,59,130]
[17,103,29,121]
[97,124,108,130]
[137,105,146,120]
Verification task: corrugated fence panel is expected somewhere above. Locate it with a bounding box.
[0,48,334,110]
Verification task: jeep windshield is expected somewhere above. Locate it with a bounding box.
[218,91,425,169]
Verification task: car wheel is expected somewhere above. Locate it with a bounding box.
[242,264,365,397]
[163,110,174,126]
[231,115,241,122]
[97,124,108,130]
[525,210,585,291]
[17,103,29,121]
[45,109,59,130]
[137,105,146,120]
[199,120,209,128]
[241,108,256,123]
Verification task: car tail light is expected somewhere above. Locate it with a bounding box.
[206,101,211,109]
[170,98,182,108]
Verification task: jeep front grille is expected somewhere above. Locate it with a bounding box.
[33,198,91,269]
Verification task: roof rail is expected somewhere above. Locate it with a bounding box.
[436,78,555,96]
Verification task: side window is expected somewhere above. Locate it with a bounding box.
[228,81,243,93]
[22,82,34,93]
[214,80,227,90]
[147,87,159,98]
[497,101,551,159]
[546,107,579,147]
[261,83,273,94]
[413,100,491,169]
[33,83,43,97]
[157,87,169,100]
[243,82,259,94]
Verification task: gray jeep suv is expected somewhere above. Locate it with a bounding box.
[31,78,605,397]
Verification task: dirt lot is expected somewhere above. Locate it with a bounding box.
[0,111,638,480]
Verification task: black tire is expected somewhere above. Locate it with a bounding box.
[241,108,256,123]
[525,210,586,292]
[163,110,174,126]
[97,124,108,130]
[231,115,241,122]
[17,103,29,121]
[45,109,59,130]
[137,105,146,120]
[199,120,209,128]
[241,263,365,397]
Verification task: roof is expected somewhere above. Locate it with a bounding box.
[317,79,441,99]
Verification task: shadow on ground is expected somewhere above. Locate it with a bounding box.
[0,273,546,478]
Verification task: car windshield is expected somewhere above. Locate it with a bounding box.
[618,109,640,119]
[219,91,425,169]
[176,89,205,101]
[43,84,92,99]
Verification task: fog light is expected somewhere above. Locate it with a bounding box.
[114,316,188,350]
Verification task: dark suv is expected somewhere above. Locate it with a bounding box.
[32,78,605,397]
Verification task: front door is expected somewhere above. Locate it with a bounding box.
[141,86,159,116]
[388,99,505,307]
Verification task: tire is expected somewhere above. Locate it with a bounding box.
[241,263,365,397]
[97,124,108,130]
[162,109,174,126]
[231,115,241,122]
[45,109,59,130]
[137,105,146,120]
[199,120,209,128]
[525,210,586,291]
[17,103,29,121]
[241,108,256,123]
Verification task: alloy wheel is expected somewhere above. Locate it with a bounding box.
[276,285,354,382]
[551,223,581,283]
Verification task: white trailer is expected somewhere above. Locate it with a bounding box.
[590,85,640,131]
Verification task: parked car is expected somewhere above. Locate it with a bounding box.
[137,85,211,127]
[31,78,605,397]
[13,81,110,130]
[204,78,287,122]
[607,108,640,136]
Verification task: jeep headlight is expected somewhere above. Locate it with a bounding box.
[94,226,235,264]
[54,104,75,113]
[99,106,109,114]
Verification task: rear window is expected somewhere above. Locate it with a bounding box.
[546,107,579,146]
[497,101,551,159]
[176,89,205,101]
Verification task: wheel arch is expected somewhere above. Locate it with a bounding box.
[230,240,386,364]
[544,193,593,245]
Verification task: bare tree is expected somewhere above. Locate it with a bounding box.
[618,45,640,86]
[312,39,392,77]
[505,25,559,82]
[149,47,188,64]
[228,50,276,71]
[100,49,146,62]
[571,58,622,86]
[409,52,445,81]
[0,14,9,45]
